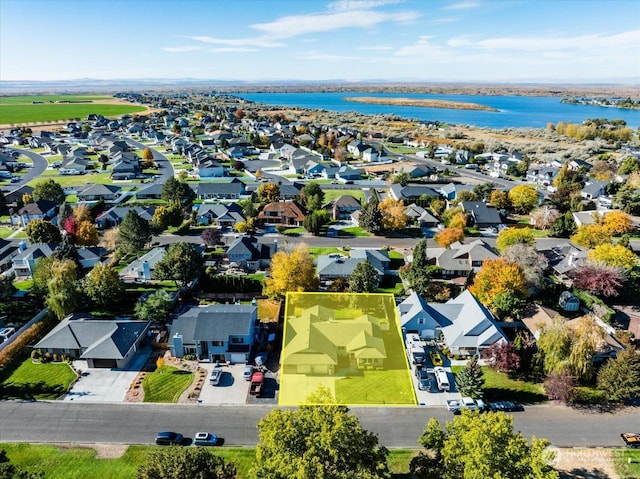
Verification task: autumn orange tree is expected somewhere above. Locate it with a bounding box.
[469,258,527,317]
[434,227,464,248]
[263,245,319,300]
[379,198,408,232]
[601,210,634,235]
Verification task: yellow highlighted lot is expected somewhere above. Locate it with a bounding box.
[279,292,416,406]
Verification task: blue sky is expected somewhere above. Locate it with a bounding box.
[1,0,639,83]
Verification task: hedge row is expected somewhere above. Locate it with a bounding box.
[0,314,57,370]
[199,274,263,294]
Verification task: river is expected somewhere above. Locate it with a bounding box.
[236,91,640,129]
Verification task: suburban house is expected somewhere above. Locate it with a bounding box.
[169,304,258,363]
[257,201,306,226]
[134,183,164,200]
[226,236,277,271]
[427,239,499,278]
[196,158,226,178]
[326,195,361,220]
[76,184,121,202]
[282,305,387,375]
[542,243,588,282]
[460,201,503,228]
[526,166,559,186]
[119,246,167,282]
[11,243,56,278]
[316,249,388,285]
[398,290,507,356]
[404,204,440,228]
[34,314,150,369]
[95,206,157,229]
[12,199,57,227]
[438,183,475,201]
[196,203,245,227]
[389,184,442,202]
[0,238,19,273]
[580,180,608,200]
[196,179,245,200]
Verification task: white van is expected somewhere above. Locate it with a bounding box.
[434,367,450,391]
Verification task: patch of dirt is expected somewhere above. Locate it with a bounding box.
[553,448,620,479]
[53,443,128,459]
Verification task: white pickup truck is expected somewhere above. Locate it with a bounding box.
[446,397,485,413]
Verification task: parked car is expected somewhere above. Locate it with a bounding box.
[488,400,524,412]
[243,365,254,381]
[209,367,223,386]
[155,431,183,446]
[621,432,640,448]
[429,349,443,366]
[193,432,219,446]
[415,368,431,391]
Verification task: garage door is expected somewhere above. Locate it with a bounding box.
[92,359,118,368]
[230,353,246,364]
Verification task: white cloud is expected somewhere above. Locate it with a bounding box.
[358,45,393,50]
[444,1,481,10]
[162,45,204,53]
[189,35,284,48]
[210,47,259,53]
[250,10,418,39]
[328,0,403,11]
[302,51,361,61]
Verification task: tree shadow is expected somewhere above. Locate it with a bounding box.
[0,381,66,400]
[559,468,613,479]
[567,401,622,414]
[483,387,547,404]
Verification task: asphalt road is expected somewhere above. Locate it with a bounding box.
[0,401,635,448]
[2,147,48,191]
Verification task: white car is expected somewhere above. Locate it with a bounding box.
[209,368,222,386]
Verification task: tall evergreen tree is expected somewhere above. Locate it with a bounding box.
[348,260,379,293]
[359,197,383,235]
[455,355,485,399]
[118,210,152,254]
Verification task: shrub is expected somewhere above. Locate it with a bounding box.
[0,315,56,369]
[30,349,42,362]
[183,354,196,361]
[42,352,52,363]
[569,386,608,405]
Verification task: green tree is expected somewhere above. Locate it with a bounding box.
[134,289,174,325]
[161,176,196,208]
[549,212,576,238]
[46,259,79,320]
[118,210,152,255]
[253,391,390,479]
[136,447,236,479]
[153,242,204,288]
[299,182,325,211]
[455,355,485,399]
[348,260,379,293]
[596,347,640,402]
[32,178,65,204]
[406,239,433,296]
[82,263,124,309]
[24,219,61,244]
[410,418,446,479]
[303,209,330,235]
[237,198,258,219]
[392,170,411,186]
[359,197,383,235]
[536,317,572,375]
[413,411,558,479]
[152,202,185,230]
[0,448,44,479]
[472,183,495,202]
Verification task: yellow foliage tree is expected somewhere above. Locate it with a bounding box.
[263,245,319,300]
[570,224,612,248]
[495,227,535,252]
[489,190,510,210]
[588,243,638,272]
[102,227,119,251]
[508,184,538,214]
[75,220,99,246]
[72,204,92,223]
[448,212,467,230]
[434,227,465,248]
[469,258,527,312]
[379,198,408,231]
[156,356,165,370]
[602,211,634,236]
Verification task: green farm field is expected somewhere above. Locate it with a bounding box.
[0,95,147,124]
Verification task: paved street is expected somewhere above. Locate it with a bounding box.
[0,401,636,448]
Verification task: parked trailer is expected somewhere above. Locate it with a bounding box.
[434,367,450,391]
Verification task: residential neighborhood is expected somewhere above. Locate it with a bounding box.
[0,90,639,478]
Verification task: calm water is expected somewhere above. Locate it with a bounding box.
[237,91,640,129]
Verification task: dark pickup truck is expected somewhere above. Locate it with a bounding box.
[249,371,264,396]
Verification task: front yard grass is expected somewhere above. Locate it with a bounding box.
[451,365,547,404]
[0,355,77,400]
[0,443,418,479]
[338,226,370,237]
[323,189,365,204]
[614,449,640,479]
[142,365,193,403]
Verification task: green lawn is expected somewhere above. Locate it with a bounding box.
[29,170,118,188]
[323,189,366,204]
[0,443,420,479]
[142,365,193,403]
[338,226,370,237]
[451,366,547,404]
[614,449,640,479]
[281,226,306,235]
[0,101,146,124]
[308,247,346,258]
[0,356,77,400]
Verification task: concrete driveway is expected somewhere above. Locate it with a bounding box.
[63,347,151,403]
[197,363,251,405]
